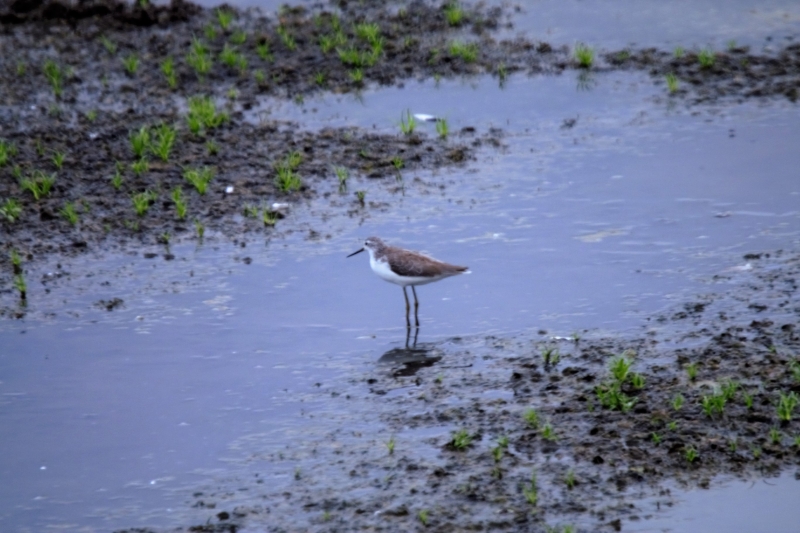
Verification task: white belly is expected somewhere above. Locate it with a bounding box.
[369,256,443,287]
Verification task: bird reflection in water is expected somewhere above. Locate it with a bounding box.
[377,327,442,377]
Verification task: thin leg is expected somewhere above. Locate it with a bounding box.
[412,286,419,327]
[403,286,411,328]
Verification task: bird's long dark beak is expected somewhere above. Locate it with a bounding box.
[347,248,365,258]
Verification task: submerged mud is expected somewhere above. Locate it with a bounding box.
[111,253,800,532]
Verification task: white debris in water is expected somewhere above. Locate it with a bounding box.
[225,186,234,194]
[729,263,753,272]
[413,113,438,122]
[576,228,628,243]
[40,466,46,470]
[271,202,289,212]
[88,132,99,140]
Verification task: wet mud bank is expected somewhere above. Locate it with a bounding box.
[2,0,799,276]
[111,252,800,532]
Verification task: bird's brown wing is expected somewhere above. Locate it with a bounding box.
[389,250,468,277]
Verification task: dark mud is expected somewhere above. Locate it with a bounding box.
[111,252,800,532]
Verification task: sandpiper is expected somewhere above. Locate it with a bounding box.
[347,236,469,327]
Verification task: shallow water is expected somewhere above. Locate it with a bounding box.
[2,4,800,531]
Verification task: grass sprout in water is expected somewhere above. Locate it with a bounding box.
[349,68,364,83]
[334,166,348,191]
[186,95,228,136]
[230,30,247,46]
[574,43,594,68]
[523,408,539,428]
[261,208,277,226]
[698,48,715,68]
[777,391,798,422]
[100,35,117,55]
[448,40,478,62]
[541,422,557,441]
[541,345,560,366]
[122,54,139,76]
[51,150,65,169]
[672,393,685,411]
[684,445,698,463]
[436,118,449,139]
[522,472,538,506]
[272,151,302,192]
[14,273,27,300]
[150,123,176,162]
[685,362,698,381]
[666,73,679,93]
[129,126,150,158]
[450,429,471,450]
[161,57,178,89]
[60,202,78,225]
[444,2,464,26]
[0,198,23,222]
[609,354,632,383]
[171,187,187,220]
[131,158,148,176]
[131,190,156,216]
[187,39,213,79]
[20,170,55,200]
[399,109,416,135]
[216,8,234,30]
[0,139,16,166]
[43,59,63,98]
[183,166,215,194]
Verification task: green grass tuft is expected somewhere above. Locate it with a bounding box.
[43,59,64,98]
[0,198,23,222]
[186,95,228,136]
[448,41,478,62]
[60,202,78,225]
[444,2,464,26]
[187,39,213,78]
[161,57,178,89]
[122,54,139,76]
[399,109,416,135]
[450,429,472,450]
[150,123,176,162]
[665,73,679,93]
[574,43,594,68]
[0,139,16,167]
[777,391,798,422]
[131,190,156,216]
[698,49,715,68]
[19,170,55,200]
[171,187,187,219]
[183,166,215,194]
[129,126,150,158]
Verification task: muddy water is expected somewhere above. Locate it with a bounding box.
[2,66,799,531]
[2,0,800,529]
[506,0,800,49]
